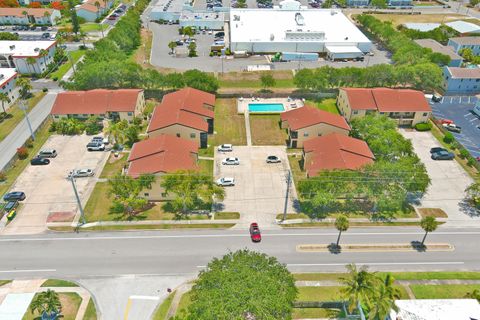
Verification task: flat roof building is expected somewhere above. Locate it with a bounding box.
[390,299,480,320]
[403,23,441,32]
[0,41,57,74]
[448,36,480,55]
[443,66,480,94]
[229,4,372,54]
[446,21,480,34]
[414,39,463,67]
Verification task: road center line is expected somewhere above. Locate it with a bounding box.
[0,269,56,273]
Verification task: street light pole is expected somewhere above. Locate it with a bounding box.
[20,100,35,141]
[69,175,86,229]
[282,170,291,222]
[67,51,76,77]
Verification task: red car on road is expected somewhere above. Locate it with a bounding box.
[249,222,261,242]
[438,118,454,125]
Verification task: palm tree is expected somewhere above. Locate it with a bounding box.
[334,215,349,247]
[39,49,49,70]
[26,57,37,75]
[105,121,125,146]
[21,10,28,25]
[29,289,62,318]
[341,264,377,313]
[368,274,400,320]
[168,41,177,54]
[17,77,32,100]
[94,1,101,18]
[420,216,439,246]
[0,93,11,114]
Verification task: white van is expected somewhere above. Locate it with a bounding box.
[38,149,57,158]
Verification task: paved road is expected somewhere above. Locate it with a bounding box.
[0,226,479,279]
[0,93,58,171]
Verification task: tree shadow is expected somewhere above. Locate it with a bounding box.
[459,198,480,218]
[327,243,342,255]
[410,241,426,252]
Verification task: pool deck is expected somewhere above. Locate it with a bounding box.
[237,97,304,114]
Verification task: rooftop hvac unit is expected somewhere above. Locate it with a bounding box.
[233,14,240,21]
[270,34,274,41]
[330,11,337,15]
[34,48,39,52]
[0,74,4,80]
[9,45,15,50]
[295,12,304,26]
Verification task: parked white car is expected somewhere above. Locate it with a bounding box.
[222,157,240,165]
[216,177,235,186]
[217,144,233,152]
[266,155,281,163]
[68,169,94,178]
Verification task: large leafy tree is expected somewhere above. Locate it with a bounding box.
[108,174,155,218]
[29,289,62,317]
[161,170,224,216]
[185,250,297,320]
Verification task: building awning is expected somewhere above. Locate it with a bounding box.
[325,45,362,54]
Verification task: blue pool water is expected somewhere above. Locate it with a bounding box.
[248,103,285,112]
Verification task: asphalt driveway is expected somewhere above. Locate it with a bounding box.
[1,134,109,235]
[430,95,480,158]
[400,130,479,225]
[214,146,298,229]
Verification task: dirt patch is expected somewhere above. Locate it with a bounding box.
[47,212,75,223]
[418,208,448,218]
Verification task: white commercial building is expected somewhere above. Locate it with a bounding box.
[229,2,372,55]
[0,68,18,111]
[0,41,57,75]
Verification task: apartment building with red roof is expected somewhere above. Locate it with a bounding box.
[50,89,145,122]
[280,105,350,148]
[338,88,431,126]
[147,87,215,148]
[127,135,199,200]
[303,133,375,177]
[0,8,61,25]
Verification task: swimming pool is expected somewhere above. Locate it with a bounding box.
[248,103,285,112]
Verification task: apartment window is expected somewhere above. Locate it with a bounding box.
[54,115,59,118]
[176,133,180,138]
[291,131,298,139]
[379,112,384,115]
[353,110,358,115]
[303,132,309,137]
[83,114,88,117]
[190,133,196,138]
[144,193,149,197]
[423,113,428,117]
[127,112,133,116]
[161,192,167,197]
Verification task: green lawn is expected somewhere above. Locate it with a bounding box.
[200,98,246,156]
[214,212,240,219]
[250,114,287,145]
[152,291,175,320]
[81,23,107,33]
[83,298,97,320]
[294,271,480,281]
[410,284,480,299]
[41,279,79,287]
[176,291,193,317]
[49,50,86,80]
[198,159,214,177]
[288,155,306,186]
[0,118,52,196]
[100,153,128,178]
[0,92,46,143]
[293,308,340,319]
[0,280,11,287]
[297,286,343,302]
[307,98,340,115]
[23,292,82,320]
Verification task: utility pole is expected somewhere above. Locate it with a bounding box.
[69,175,86,228]
[282,170,291,222]
[67,51,76,77]
[20,100,35,141]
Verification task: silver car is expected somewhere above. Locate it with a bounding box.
[222,157,239,165]
[68,169,94,178]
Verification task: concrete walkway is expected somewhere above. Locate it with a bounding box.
[62,56,85,82]
[244,110,252,146]
[47,219,239,228]
[166,283,193,319]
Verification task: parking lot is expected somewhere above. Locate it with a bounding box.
[400,130,477,223]
[430,95,480,158]
[1,135,109,235]
[214,146,298,229]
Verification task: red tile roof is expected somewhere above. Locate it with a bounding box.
[0,8,56,18]
[147,87,214,133]
[304,133,374,177]
[127,134,199,178]
[341,88,431,112]
[51,89,142,115]
[280,106,350,131]
[77,0,108,12]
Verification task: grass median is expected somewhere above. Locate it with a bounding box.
[49,50,86,80]
[152,291,175,320]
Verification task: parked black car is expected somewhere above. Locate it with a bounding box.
[3,191,26,202]
[30,157,50,166]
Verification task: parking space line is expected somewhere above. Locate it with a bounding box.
[450,97,453,103]
[465,113,473,117]
[440,97,445,103]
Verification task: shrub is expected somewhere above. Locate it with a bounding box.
[52,77,58,81]
[0,171,6,182]
[25,137,34,148]
[209,51,214,57]
[460,149,470,159]
[42,88,48,92]
[415,122,432,131]
[16,147,28,160]
[49,121,57,132]
[468,156,477,167]
[84,116,102,135]
[443,132,454,144]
